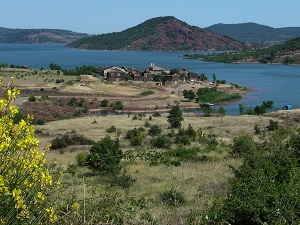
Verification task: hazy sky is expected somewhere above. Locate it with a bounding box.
[2,0,299,34]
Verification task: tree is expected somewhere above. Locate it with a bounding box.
[199,73,207,81]
[87,136,122,175]
[217,106,226,124]
[239,103,245,115]
[212,73,217,82]
[0,78,59,224]
[182,89,196,102]
[167,104,183,128]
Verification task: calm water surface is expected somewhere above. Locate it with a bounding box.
[1,43,300,115]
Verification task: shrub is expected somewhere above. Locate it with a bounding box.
[148,124,162,136]
[106,125,117,133]
[140,90,155,96]
[0,78,59,224]
[113,101,124,110]
[50,132,95,150]
[151,135,171,148]
[87,136,123,175]
[35,118,45,125]
[28,95,36,102]
[76,152,89,166]
[100,99,109,107]
[160,187,185,206]
[110,172,137,189]
[41,94,49,101]
[229,133,257,157]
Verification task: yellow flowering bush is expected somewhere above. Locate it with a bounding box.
[0,77,59,224]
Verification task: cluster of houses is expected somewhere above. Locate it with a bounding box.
[97,63,200,85]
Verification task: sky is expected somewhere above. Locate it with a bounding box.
[1,0,300,34]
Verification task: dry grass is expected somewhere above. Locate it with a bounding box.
[34,110,293,223]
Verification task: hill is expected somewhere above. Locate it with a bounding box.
[205,22,300,44]
[67,16,245,51]
[0,27,89,43]
[183,37,300,64]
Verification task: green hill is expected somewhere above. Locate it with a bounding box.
[205,22,300,44]
[67,16,245,51]
[0,27,89,43]
[183,37,300,64]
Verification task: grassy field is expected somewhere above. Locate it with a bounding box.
[34,109,296,224]
[2,68,296,224]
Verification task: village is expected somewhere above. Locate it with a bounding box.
[97,62,205,85]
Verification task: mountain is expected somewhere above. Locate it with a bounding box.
[205,23,300,44]
[183,37,300,64]
[67,16,245,51]
[0,27,89,44]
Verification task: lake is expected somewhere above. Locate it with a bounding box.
[0,43,300,115]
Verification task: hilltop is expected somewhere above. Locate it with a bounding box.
[67,16,245,51]
[0,27,89,44]
[205,22,300,44]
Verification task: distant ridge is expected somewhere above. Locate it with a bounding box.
[67,16,245,51]
[205,22,300,44]
[0,27,89,44]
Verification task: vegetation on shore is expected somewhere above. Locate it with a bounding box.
[183,37,300,64]
[2,74,300,223]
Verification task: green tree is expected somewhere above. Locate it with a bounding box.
[212,73,217,82]
[239,103,245,115]
[183,89,196,102]
[87,136,123,175]
[167,104,184,128]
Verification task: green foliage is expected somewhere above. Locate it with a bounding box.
[148,124,162,136]
[130,130,143,146]
[229,133,257,157]
[113,101,124,110]
[140,90,155,96]
[28,95,36,102]
[106,125,117,133]
[40,94,49,101]
[110,172,137,189]
[49,63,62,70]
[167,104,184,128]
[50,132,95,150]
[87,136,123,175]
[100,98,109,107]
[160,186,185,206]
[35,118,45,125]
[151,135,171,148]
[197,87,241,104]
[266,119,279,131]
[239,103,245,115]
[62,65,99,75]
[184,37,300,64]
[205,130,300,224]
[75,152,89,166]
[183,89,196,102]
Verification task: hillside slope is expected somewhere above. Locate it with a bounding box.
[67,16,245,51]
[0,27,89,44]
[183,37,300,64]
[205,22,300,44]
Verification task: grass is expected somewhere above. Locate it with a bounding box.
[35,111,289,223]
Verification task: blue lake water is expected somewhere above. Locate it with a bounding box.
[0,43,300,115]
